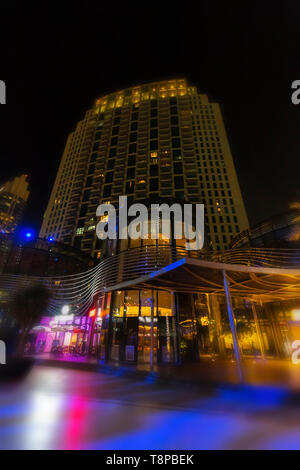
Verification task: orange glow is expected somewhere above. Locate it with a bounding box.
[292,309,300,321]
[89,308,96,318]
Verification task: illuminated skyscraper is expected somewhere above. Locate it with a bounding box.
[40,79,248,257]
[0,174,29,234]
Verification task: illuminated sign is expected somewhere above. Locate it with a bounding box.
[89,308,96,318]
[54,314,74,323]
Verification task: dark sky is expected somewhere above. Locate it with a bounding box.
[1,1,300,231]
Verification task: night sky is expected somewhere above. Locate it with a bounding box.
[1,1,300,232]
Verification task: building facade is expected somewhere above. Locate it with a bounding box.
[40,79,248,256]
[28,242,300,367]
[0,174,29,234]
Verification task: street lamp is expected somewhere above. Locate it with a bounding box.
[61,305,70,315]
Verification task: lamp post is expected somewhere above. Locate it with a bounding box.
[150,291,154,371]
[223,270,243,383]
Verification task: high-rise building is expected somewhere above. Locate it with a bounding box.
[40,79,248,256]
[0,174,29,234]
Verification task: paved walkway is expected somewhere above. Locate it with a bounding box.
[30,354,300,393]
[1,365,300,449]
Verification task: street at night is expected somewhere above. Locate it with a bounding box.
[2,1,300,455]
[0,365,299,450]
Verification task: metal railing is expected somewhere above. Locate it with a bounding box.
[1,245,300,316]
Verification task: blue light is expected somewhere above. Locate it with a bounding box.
[48,236,54,242]
[20,227,36,242]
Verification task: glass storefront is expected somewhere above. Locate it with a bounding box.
[30,289,300,366]
[109,289,177,364]
[33,315,92,356]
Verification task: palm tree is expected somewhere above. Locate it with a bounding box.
[9,285,50,357]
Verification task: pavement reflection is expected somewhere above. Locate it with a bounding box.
[0,365,300,449]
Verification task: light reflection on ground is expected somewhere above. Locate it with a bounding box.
[0,365,300,450]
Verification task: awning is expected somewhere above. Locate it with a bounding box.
[104,257,300,302]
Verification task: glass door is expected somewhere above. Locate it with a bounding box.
[138,317,158,364]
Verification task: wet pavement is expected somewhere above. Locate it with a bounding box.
[0,365,300,449]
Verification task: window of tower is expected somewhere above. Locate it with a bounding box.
[173,163,183,174]
[127,167,135,179]
[172,149,182,161]
[107,159,115,170]
[105,172,114,184]
[128,155,136,166]
[149,178,159,192]
[150,140,158,151]
[130,132,137,142]
[103,185,112,197]
[110,136,118,146]
[150,129,158,139]
[126,181,135,194]
[109,148,117,158]
[129,143,137,154]
[174,176,184,189]
[172,138,181,148]
[150,165,158,177]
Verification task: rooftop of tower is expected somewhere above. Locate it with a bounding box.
[94,79,199,111]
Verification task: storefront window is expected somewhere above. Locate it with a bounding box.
[140,290,156,316]
[112,291,124,317]
[157,291,172,316]
[125,290,139,317]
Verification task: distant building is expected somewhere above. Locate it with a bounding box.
[0,174,29,234]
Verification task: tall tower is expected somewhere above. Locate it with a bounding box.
[40,79,248,257]
[0,174,30,234]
